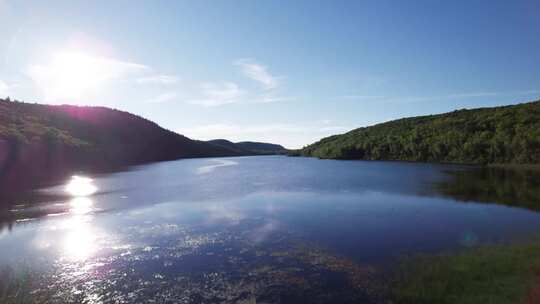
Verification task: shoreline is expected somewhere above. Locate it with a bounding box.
[392,235,540,303]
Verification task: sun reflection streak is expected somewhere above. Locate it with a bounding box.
[69,197,94,215]
[60,175,100,261]
[61,215,97,261]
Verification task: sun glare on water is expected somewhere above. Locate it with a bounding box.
[65,176,98,197]
[69,197,94,215]
[60,176,100,261]
[62,216,97,261]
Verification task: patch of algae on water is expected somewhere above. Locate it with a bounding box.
[256,238,385,301]
[6,219,387,303]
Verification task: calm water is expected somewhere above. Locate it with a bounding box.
[1,156,540,303]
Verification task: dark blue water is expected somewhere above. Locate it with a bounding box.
[1,156,540,303]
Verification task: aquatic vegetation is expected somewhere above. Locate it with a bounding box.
[392,237,540,304]
[0,266,38,304]
[1,218,385,303]
[3,157,540,303]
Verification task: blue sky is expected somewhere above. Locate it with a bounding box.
[1,0,539,148]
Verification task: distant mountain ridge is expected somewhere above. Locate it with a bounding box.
[207,139,288,155]
[300,100,540,165]
[0,99,283,196]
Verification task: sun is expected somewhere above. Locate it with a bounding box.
[47,51,106,99]
[28,49,143,103]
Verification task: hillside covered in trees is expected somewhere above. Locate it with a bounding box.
[207,139,288,155]
[300,100,540,165]
[0,99,258,196]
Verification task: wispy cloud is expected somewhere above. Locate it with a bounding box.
[0,80,9,97]
[235,58,279,90]
[136,74,179,85]
[187,81,245,106]
[145,92,178,103]
[339,95,386,100]
[184,59,289,106]
[258,95,295,103]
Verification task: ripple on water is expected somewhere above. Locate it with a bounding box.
[11,218,385,303]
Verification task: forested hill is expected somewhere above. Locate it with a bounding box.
[0,99,242,194]
[236,141,288,154]
[300,100,540,165]
[207,139,288,155]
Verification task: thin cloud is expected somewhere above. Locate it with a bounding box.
[0,80,8,97]
[183,59,290,106]
[340,95,386,100]
[136,74,179,85]
[235,58,279,90]
[187,82,245,106]
[146,92,178,103]
[258,95,295,103]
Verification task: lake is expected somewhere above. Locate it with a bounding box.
[1,156,540,303]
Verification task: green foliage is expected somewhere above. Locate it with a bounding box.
[0,266,34,304]
[207,139,287,155]
[301,100,540,164]
[0,98,246,197]
[235,141,287,154]
[0,100,90,147]
[392,238,540,304]
[437,166,540,212]
[0,98,243,168]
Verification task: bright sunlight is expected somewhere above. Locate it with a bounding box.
[65,176,97,197]
[27,50,146,102]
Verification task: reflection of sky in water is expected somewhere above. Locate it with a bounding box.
[2,156,540,302]
[196,158,238,174]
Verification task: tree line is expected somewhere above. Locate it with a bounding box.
[301,100,540,164]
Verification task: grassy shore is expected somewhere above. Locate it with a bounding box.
[392,238,540,304]
[489,164,540,172]
[4,238,540,303]
[0,266,35,304]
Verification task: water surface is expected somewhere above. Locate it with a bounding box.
[1,156,540,303]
